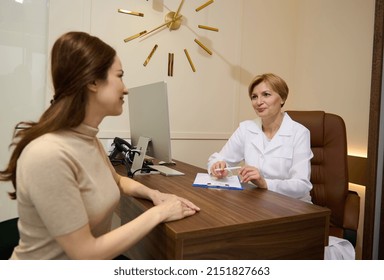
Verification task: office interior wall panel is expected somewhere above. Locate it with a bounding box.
[0,0,48,221]
[289,0,375,157]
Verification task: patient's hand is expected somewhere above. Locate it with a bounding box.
[152,191,200,212]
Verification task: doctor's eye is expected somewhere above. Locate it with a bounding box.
[251,94,258,100]
[262,91,271,97]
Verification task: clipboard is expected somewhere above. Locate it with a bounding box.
[192,173,243,190]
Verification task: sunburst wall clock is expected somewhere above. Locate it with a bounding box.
[118,0,219,77]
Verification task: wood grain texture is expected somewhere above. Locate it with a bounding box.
[117,160,330,259]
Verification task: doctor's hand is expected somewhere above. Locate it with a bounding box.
[238,166,268,189]
[210,161,228,179]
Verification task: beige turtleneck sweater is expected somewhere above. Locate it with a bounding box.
[11,124,120,259]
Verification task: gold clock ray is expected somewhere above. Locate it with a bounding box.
[118,0,219,76]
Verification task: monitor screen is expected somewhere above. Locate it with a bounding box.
[128,81,173,166]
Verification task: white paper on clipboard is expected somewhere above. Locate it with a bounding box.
[192,173,243,190]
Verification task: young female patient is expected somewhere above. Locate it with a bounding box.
[0,31,199,260]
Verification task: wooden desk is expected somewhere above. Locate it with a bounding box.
[117,160,330,260]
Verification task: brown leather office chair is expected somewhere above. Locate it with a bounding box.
[286,110,360,247]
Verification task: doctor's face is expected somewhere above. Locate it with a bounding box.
[250,81,283,120]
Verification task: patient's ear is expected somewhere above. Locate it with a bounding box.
[87,81,98,92]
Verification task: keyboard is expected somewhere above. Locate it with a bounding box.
[149,165,185,176]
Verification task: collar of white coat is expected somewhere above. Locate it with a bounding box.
[247,112,295,152]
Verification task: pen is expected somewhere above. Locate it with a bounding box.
[214,166,242,171]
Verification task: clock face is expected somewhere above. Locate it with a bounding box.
[117,0,219,77]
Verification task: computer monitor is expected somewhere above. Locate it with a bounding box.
[128,81,173,171]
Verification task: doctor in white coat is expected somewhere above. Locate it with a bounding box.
[208,73,313,203]
[209,74,356,259]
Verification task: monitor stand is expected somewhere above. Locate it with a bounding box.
[130,136,183,177]
[130,136,155,175]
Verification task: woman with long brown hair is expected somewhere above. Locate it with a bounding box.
[0,31,199,259]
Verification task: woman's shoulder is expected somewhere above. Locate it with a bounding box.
[21,131,71,161]
[29,131,66,148]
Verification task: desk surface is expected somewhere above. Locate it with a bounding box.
[117,160,330,259]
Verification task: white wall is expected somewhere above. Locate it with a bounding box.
[292,0,374,157]
[0,0,48,221]
[238,0,374,158]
